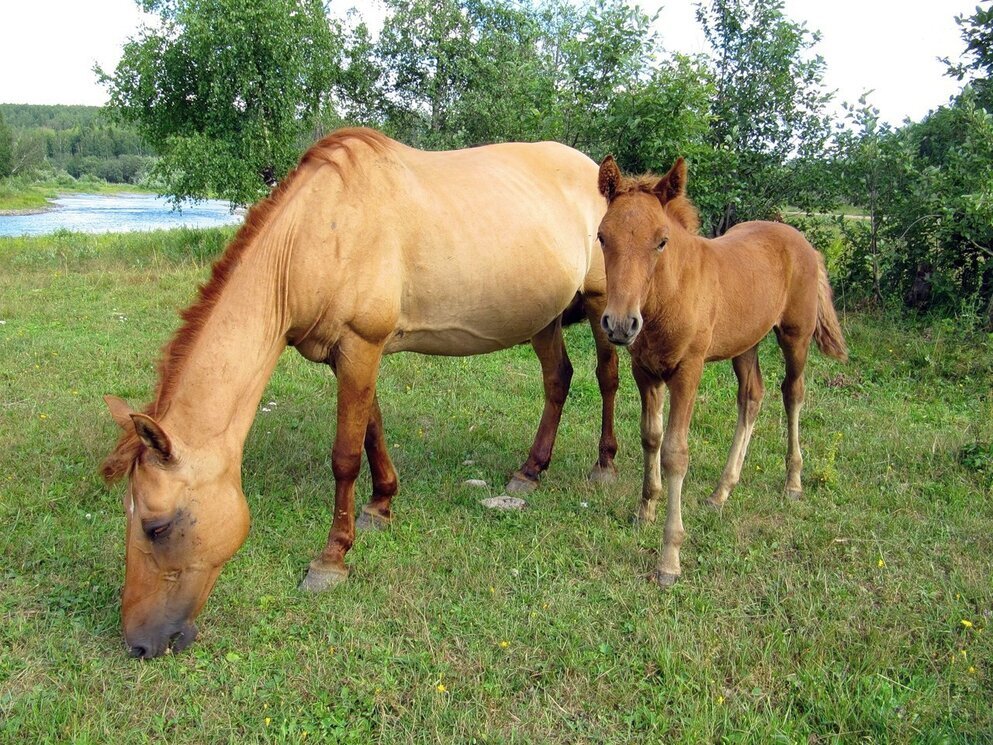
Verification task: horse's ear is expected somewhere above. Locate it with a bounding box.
[653,157,687,205]
[130,413,173,463]
[598,155,622,201]
[104,395,136,432]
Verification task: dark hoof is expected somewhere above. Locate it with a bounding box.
[356,508,391,531]
[785,488,803,501]
[505,472,539,494]
[587,464,618,485]
[650,569,680,588]
[299,560,349,593]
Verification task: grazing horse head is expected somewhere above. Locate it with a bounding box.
[103,396,250,659]
[596,155,690,346]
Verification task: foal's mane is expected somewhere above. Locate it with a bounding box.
[614,174,701,235]
[101,128,392,482]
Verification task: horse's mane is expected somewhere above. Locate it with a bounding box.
[614,174,701,235]
[100,128,392,482]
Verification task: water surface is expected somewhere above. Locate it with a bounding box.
[0,193,243,237]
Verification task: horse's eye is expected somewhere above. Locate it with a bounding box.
[596,233,604,245]
[657,238,668,252]
[144,520,173,542]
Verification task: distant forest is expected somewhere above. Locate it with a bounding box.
[0,104,154,184]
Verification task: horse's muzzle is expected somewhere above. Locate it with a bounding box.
[601,311,642,346]
[126,620,198,659]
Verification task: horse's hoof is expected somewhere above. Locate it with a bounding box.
[650,569,680,588]
[505,472,539,493]
[356,509,391,531]
[587,464,618,485]
[785,488,803,501]
[299,561,349,593]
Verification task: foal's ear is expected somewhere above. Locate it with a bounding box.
[130,414,174,463]
[653,157,687,205]
[598,155,622,201]
[104,395,136,432]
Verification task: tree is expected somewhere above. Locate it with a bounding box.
[944,2,993,110]
[98,0,346,205]
[695,0,832,234]
[0,111,12,178]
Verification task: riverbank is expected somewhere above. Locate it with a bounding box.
[0,178,156,215]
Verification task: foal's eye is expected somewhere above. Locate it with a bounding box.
[657,238,668,251]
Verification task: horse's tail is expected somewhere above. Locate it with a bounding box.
[813,255,848,361]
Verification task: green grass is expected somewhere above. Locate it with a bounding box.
[1,229,991,743]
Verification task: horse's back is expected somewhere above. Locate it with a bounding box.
[383,141,605,354]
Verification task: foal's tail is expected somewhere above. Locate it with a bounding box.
[813,256,849,361]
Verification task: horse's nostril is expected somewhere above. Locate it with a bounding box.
[129,644,147,659]
[630,316,641,334]
[601,314,611,332]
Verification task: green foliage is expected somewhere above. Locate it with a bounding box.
[832,90,993,323]
[0,111,12,179]
[694,0,832,233]
[99,0,348,205]
[0,104,154,184]
[945,2,993,109]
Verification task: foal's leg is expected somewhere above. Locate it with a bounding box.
[507,317,573,492]
[652,359,704,588]
[355,394,399,530]
[776,330,810,500]
[585,300,619,483]
[706,345,764,509]
[632,364,665,523]
[302,335,384,591]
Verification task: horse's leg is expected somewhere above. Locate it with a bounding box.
[706,345,764,509]
[776,329,810,500]
[632,363,665,524]
[506,317,573,493]
[301,336,384,591]
[652,358,704,588]
[355,393,399,531]
[584,299,619,484]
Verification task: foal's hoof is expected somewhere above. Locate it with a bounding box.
[785,487,803,501]
[704,494,727,511]
[356,508,391,532]
[505,472,539,494]
[587,464,618,485]
[299,561,349,593]
[650,569,680,588]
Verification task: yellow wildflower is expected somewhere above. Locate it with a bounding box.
[264,718,271,726]
[717,695,725,705]
[877,559,885,568]
[499,640,509,649]
[968,666,976,674]
[962,619,974,628]
[436,683,447,693]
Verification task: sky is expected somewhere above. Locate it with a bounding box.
[0,0,978,126]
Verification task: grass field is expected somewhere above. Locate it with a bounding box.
[1,228,991,743]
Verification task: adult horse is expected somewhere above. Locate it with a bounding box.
[101,128,618,658]
[595,155,847,587]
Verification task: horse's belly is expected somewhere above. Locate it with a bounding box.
[387,266,580,354]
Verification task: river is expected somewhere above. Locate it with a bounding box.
[0,193,244,237]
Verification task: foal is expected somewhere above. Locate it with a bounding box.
[596,156,848,587]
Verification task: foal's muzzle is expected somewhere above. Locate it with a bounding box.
[601,311,643,346]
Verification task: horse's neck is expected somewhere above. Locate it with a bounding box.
[160,237,291,459]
